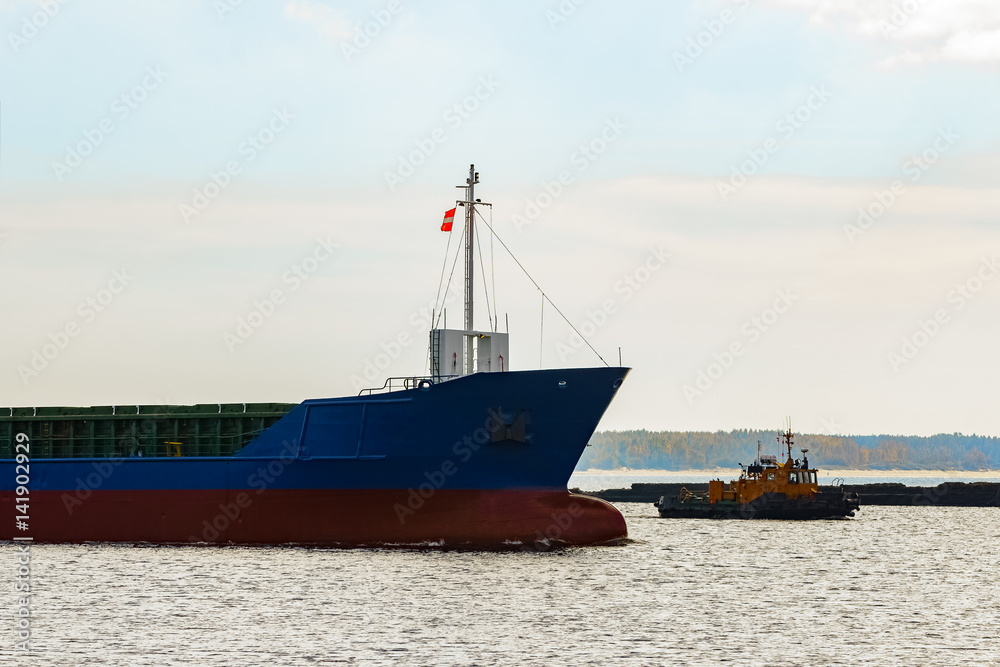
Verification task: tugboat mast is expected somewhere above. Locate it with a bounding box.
[779,419,795,463]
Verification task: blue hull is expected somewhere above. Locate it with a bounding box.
[1,368,630,546]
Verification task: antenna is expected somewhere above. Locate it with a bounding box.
[781,417,794,463]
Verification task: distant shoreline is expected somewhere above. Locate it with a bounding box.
[573,468,1000,479]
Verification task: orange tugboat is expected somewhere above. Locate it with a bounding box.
[654,425,860,520]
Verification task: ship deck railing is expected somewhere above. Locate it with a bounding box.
[679,486,709,502]
[359,375,460,396]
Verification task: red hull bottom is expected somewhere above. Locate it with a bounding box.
[2,489,627,548]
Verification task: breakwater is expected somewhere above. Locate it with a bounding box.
[577,482,1000,507]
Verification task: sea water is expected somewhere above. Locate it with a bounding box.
[567,471,1000,492]
[2,504,998,666]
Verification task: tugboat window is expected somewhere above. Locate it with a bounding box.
[766,472,775,481]
[788,472,799,484]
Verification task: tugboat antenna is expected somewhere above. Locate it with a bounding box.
[782,418,794,463]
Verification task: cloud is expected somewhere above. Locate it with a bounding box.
[766,0,1000,66]
[283,0,353,42]
[3,170,999,434]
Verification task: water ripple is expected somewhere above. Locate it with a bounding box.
[2,505,998,666]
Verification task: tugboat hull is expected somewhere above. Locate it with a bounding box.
[655,490,860,520]
[654,425,861,520]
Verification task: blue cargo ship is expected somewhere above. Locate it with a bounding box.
[1,166,629,547]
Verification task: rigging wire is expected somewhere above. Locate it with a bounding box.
[474,220,494,332]
[474,208,609,367]
[539,293,544,369]
[428,216,457,374]
[433,221,466,329]
[432,219,456,326]
[489,206,498,331]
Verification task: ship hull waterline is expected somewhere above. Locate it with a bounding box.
[1,488,625,548]
[2,367,631,548]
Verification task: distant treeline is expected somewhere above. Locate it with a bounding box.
[578,429,1000,471]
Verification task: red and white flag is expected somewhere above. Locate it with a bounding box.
[441,207,456,232]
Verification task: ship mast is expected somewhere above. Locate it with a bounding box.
[459,164,479,375]
[430,165,504,379]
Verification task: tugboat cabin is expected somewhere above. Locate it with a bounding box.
[708,458,818,505]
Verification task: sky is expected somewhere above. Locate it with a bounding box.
[1,0,998,437]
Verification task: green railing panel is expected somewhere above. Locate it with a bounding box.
[0,402,296,459]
